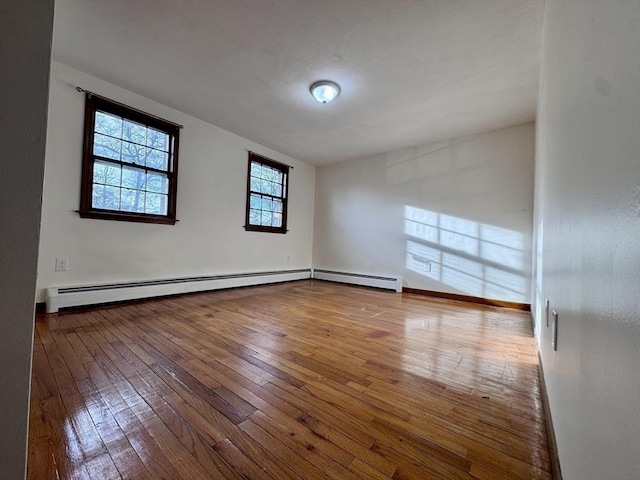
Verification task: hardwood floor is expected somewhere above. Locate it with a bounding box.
[28,280,551,479]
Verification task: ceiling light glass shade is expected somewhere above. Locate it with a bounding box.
[310,81,340,104]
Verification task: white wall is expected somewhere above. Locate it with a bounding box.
[0,1,53,478]
[313,123,535,303]
[533,1,640,479]
[37,62,315,302]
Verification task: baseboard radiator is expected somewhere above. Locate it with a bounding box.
[312,269,402,293]
[45,269,311,313]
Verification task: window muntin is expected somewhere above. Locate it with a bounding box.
[80,95,179,224]
[245,153,289,233]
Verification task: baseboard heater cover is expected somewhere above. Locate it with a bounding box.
[45,269,311,313]
[312,269,402,293]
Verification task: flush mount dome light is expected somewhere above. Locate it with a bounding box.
[310,80,341,104]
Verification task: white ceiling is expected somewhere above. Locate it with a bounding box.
[52,0,545,166]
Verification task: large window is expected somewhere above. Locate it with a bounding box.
[245,152,289,234]
[79,94,180,224]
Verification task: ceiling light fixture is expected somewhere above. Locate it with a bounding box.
[310,80,341,104]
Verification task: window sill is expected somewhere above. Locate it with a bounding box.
[244,224,287,234]
[78,210,178,225]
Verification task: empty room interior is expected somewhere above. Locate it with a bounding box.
[1,1,639,479]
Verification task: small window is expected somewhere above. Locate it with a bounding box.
[245,152,289,234]
[79,94,180,224]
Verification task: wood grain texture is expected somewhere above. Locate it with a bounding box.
[28,280,550,479]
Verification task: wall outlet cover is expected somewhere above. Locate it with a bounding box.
[55,257,68,272]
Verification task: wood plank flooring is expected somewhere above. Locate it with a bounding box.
[28,280,551,479]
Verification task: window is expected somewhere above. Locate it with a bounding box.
[245,152,289,234]
[79,94,180,224]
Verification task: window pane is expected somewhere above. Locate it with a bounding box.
[269,168,281,183]
[261,197,272,211]
[122,165,146,190]
[122,119,146,145]
[121,141,146,165]
[146,172,168,193]
[270,182,281,196]
[259,180,270,194]
[93,133,121,160]
[261,211,272,226]
[120,188,145,213]
[95,111,122,137]
[273,199,283,213]
[273,213,282,227]
[250,194,261,209]
[146,148,168,170]
[145,192,167,215]
[93,160,121,186]
[249,209,261,225]
[147,128,169,151]
[251,162,262,179]
[92,184,120,210]
[250,177,261,193]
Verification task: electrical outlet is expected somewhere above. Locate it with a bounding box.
[55,257,68,272]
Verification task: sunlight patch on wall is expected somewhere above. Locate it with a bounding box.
[404,206,527,302]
